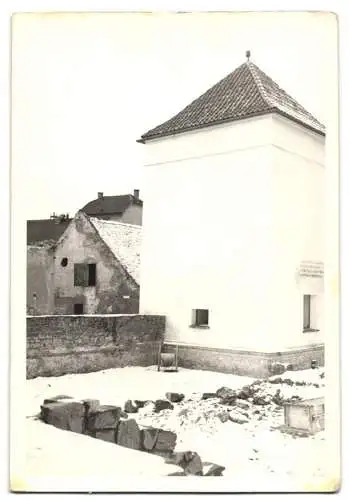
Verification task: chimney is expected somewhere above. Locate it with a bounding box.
[133,189,140,200]
[98,192,103,199]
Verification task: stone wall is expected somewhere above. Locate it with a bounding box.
[27,314,165,378]
[163,343,324,378]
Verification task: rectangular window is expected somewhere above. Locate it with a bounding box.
[192,309,209,327]
[88,263,96,286]
[303,294,320,332]
[74,263,97,287]
[303,295,311,330]
[74,303,84,315]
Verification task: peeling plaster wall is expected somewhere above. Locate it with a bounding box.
[27,245,55,315]
[53,212,139,314]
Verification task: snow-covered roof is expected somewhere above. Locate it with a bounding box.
[90,217,141,284]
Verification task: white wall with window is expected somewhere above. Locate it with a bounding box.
[140,114,325,351]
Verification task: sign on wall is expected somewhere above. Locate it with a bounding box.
[298,260,324,278]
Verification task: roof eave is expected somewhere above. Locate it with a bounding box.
[138,109,275,144]
[137,108,325,143]
[273,109,326,137]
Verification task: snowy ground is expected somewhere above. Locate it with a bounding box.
[22,365,330,491]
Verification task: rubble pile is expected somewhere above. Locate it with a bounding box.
[132,368,325,438]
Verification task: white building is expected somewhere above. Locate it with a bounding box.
[137,54,325,376]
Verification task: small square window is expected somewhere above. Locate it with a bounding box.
[192,309,209,327]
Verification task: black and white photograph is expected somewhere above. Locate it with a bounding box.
[9,9,340,493]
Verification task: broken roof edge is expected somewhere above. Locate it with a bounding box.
[88,215,141,287]
[137,108,326,144]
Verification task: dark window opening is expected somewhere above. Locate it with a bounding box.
[74,303,84,315]
[74,263,97,287]
[303,295,311,330]
[193,309,209,327]
[61,257,68,267]
[88,263,96,286]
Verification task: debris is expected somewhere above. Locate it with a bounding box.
[124,400,139,413]
[229,412,248,424]
[201,392,217,400]
[154,399,174,413]
[236,400,251,410]
[202,462,225,476]
[217,411,230,423]
[165,392,185,403]
[252,396,268,406]
[270,362,287,375]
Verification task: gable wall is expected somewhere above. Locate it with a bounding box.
[53,212,139,314]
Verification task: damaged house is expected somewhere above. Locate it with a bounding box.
[27,211,141,315]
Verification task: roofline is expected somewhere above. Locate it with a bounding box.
[137,108,325,144]
[88,215,140,287]
[88,217,142,230]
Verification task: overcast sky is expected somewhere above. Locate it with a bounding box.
[12,11,337,219]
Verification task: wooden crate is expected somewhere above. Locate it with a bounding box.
[283,397,325,435]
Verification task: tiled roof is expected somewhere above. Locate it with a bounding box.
[138,61,325,142]
[27,218,71,246]
[82,194,142,217]
[90,217,141,285]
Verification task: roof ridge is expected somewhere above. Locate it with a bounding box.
[89,217,142,230]
[246,61,273,109]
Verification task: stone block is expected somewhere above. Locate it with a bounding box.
[124,400,138,414]
[87,405,121,431]
[228,412,248,425]
[141,427,160,451]
[167,451,202,476]
[116,419,141,450]
[165,392,185,403]
[94,429,116,443]
[82,399,100,414]
[182,451,203,476]
[202,463,225,476]
[43,395,73,404]
[216,386,237,405]
[154,400,174,413]
[40,401,85,433]
[201,393,217,400]
[153,429,177,453]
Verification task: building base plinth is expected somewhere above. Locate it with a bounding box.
[163,343,324,378]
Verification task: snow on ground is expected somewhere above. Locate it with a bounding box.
[24,365,328,490]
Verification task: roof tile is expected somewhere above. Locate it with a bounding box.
[90,218,141,285]
[139,61,325,141]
